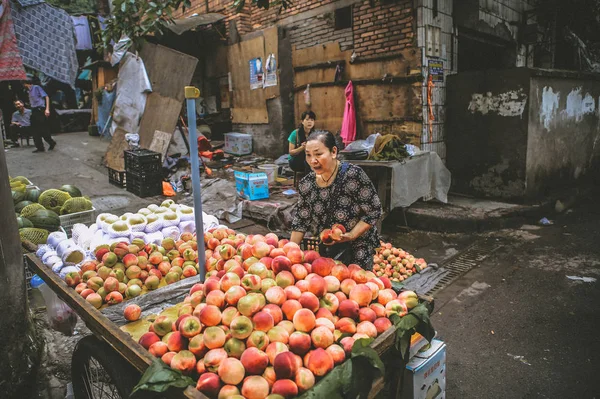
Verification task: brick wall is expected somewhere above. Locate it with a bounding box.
[287,14,353,51]
[353,0,415,56]
[183,0,415,56]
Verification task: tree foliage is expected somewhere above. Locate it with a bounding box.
[101,0,294,50]
[101,0,192,49]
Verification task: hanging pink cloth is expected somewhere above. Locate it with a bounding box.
[340,80,356,145]
[0,0,27,82]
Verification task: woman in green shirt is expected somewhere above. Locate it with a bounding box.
[288,110,316,172]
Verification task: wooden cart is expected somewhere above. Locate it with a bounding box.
[26,253,432,399]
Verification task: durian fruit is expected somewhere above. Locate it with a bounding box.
[38,189,72,214]
[21,203,46,218]
[161,211,180,227]
[137,208,152,216]
[161,199,175,208]
[19,228,49,245]
[127,214,148,232]
[107,220,131,238]
[60,197,93,215]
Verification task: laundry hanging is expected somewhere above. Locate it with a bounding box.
[10,0,78,85]
[340,80,356,145]
[0,0,26,81]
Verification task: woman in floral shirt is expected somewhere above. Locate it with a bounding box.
[291,131,382,270]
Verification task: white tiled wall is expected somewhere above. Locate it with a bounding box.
[416,0,454,161]
[415,0,536,161]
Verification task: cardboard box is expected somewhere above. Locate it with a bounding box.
[402,339,446,399]
[224,133,253,156]
[235,171,269,200]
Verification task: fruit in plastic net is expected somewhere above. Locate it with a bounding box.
[38,189,72,214]
[19,228,50,245]
[60,197,93,215]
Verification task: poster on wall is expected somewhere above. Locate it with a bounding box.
[428,59,444,82]
[263,53,277,88]
[249,58,263,90]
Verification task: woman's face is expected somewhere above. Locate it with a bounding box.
[305,139,336,175]
[301,115,315,131]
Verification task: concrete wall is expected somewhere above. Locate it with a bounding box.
[447,68,600,201]
[446,68,531,199]
[527,72,600,197]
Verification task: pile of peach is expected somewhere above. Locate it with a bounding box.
[133,230,419,398]
[372,241,428,283]
[63,233,200,309]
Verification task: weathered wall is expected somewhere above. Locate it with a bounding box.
[527,72,600,197]
[446,69,531,199]
[447,68,600,201]
[416,0,455,161]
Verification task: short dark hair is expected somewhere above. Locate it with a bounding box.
[307,130,337,153]
[301,110,316,121]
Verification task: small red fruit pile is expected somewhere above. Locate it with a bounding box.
[134,229,420,398]
[63,233,200,309]
[372,241,428,282]
[319,224,346,244]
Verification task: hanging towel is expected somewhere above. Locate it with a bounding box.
[71,15,92,50]
[340,80,356,145]
[10,0,78,85]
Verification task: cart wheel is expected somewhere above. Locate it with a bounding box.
[71,335,141,399]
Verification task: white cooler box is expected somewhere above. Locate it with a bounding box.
[224,133,252,156]
[402,339,446,399]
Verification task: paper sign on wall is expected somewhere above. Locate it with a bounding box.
[428,59,444,82]
[264,53,277,88]
[249,58,263,90]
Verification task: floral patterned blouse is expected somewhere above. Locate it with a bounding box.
[291,162,382,269]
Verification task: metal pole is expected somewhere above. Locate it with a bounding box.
[184,86,206,281]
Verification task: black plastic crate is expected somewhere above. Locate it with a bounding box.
[108,167,126,187]
[301,237,322,253]
[125,172,162,198]
[124,149,162,177]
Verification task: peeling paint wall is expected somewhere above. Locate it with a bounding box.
[448,68,600,202]
[527,77,600,198]
[446,68,531,200]
[467,88,528,117]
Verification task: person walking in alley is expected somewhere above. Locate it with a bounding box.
[9,100,31,147]
[24,76,56,153]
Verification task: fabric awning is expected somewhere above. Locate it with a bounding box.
[166,13,225,35]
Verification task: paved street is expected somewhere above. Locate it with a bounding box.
[6,132,599,398]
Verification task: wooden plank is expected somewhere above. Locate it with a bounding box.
[148,130,173,161]
[105,127,128,171]
[25,254,154,372]
[294,85,345,134]
[138,43,198,148]
[292,41,347,67]
[231,107,269,124]
[263,26,279,99]
[139,95,185,148]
